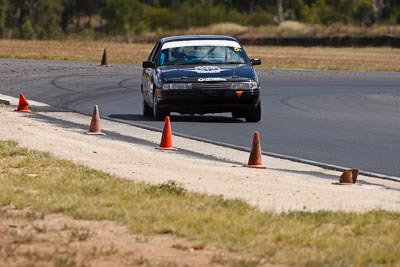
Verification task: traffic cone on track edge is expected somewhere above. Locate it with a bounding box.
[337,169,359,184]
[15,92,31,113]
[244,131,266,169]
[156,116,177,151]
[86,105,105,135]
[100,48,108,67]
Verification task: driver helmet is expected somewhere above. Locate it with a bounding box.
[171,47,185,59]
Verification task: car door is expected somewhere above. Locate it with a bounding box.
[142,41,161,105]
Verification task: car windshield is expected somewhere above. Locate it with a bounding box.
[159,40,247,66]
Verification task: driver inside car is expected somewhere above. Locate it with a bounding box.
[168,47,188,64]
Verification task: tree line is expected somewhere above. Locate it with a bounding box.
[0,0,399,39]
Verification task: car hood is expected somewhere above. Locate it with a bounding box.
[159,64,256,82]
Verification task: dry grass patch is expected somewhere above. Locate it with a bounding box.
[251,22,400,38]
[247,46,400,71]
[0,39,152,64]
[1,140,400,266]
[1,39,399,71]
[140,22,400,40]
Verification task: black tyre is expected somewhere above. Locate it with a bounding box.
[245,102,261,122]
[142,96,153,117]
[153,92,169,121]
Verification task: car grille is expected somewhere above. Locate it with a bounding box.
[192,82,231,90]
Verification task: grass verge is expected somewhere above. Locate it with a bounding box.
[1,140,399,266]
[1,39,399,72]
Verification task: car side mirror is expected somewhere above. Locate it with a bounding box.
[250,59,261,66]
[142,61,155,68]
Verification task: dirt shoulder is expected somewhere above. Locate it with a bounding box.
[0,205,256,267]
[0,103,399,213]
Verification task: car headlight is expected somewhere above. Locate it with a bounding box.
[162,83,193,90]
[231,81,258,90]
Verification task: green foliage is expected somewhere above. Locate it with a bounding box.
[0,0,398,38]
[33,0,64,39]
[102,0,143,35]
[353,0,373,24]
[387,0,400,24]
[181,4,217,27]
[146,180,187,196]
[245,11,274,26]
[143,7,180,31]
[0,0,9,36]
[80,28,95,40]
[134,21,149,35]
[302,0,377,25]
[20,18,36,40]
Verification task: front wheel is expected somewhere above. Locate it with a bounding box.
[142,96,152,117]
[245,102,261,122]
[153,92,169,121]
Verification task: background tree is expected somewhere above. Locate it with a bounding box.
[276,0,284,24]
[61,0,76,31]
[0,0,398,39]
[0,0,9,37]
[387,0,400,23]
[33,0,64,38]
[102,0,143,35]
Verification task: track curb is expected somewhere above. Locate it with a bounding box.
[1,93,399,183]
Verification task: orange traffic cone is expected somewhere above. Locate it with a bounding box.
[244,131,266,169]
[86,105,105,135]
[100,48,108,66]
[156,116,177,151]
[339,169,359,184]
[15,92,31,113]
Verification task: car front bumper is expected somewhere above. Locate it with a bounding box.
[155,88,260,114]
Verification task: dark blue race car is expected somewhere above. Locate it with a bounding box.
[141,35,262,122]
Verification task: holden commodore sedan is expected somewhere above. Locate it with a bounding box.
[141,35,262,122]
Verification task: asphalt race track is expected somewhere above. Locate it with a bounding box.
[1,59,400,178]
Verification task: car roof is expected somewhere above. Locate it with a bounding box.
[160,35,240,44]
